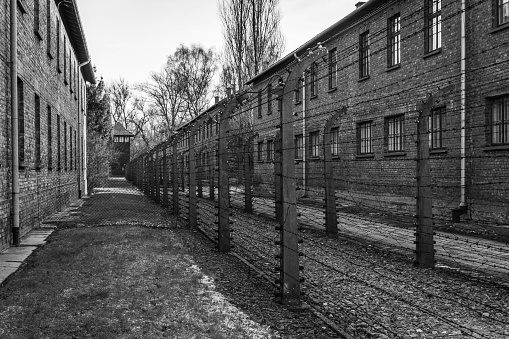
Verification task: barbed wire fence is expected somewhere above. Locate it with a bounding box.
[125,1,508,337]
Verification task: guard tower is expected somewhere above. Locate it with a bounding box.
[111,122,134,176]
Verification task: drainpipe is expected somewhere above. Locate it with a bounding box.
[302,71,307,197]
[78,60,91,196]
[460,0,467,210]
[78,59,91,197]
[10,0,20,245]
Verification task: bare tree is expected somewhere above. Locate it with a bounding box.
[219,0,285,89]
[174,44,217,118]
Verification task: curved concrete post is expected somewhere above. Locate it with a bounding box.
[218,92,247,253]
[322,107,346,237]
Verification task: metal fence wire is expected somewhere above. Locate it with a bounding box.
[125,3,509,337]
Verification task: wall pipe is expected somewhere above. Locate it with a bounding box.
[302,71,307,197]
[460,0,467,210]
[78,59,91,197]
[10,0,20,245]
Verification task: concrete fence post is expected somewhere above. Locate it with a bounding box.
[415,94,435,268]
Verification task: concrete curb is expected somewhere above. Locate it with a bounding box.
[0,228,55,286]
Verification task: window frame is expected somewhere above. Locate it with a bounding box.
[494,0,509,28]
[328,48,337,90]
[266,139,274,161]
[357,121,373,155]
[430,106,446,149]
[387,13,401,68]
[489,95,509,146]
[267,83,273,115]
[359,31,370,79]
[385,115,405,152]
[35,94,41,168]
[257,141,264,161]
[295,77,303,104]
[425,0,442,54]
[330,127,340,157]
[295,134,304,160]
[310,62,317,97]
[309,131,320,158]
[257,90,262,118]
[17,77,25,167]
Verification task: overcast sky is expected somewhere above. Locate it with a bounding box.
[78,0,360,85]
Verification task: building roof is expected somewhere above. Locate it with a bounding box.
[245,0,382,85]
[56,0,96,84]
[112,122,134,137]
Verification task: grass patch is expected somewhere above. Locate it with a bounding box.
[0,226,276,338]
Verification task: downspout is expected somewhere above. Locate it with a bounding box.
[460,0,467,210]
[10,0,20,245]
[302,71,307,197]
[78,59,91,196]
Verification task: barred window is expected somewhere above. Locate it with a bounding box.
[18,78,25,165]
[491,96,509,145]
[35,94,41,167]
[331,127,340,156]
[257,90,262,118]
[295,77,303,104]
[358,121,372,154]
[295,134,303,159]
[328,49,337,90]
[425,0,441,53]
[267,139,274,161]
[257,141,264,161]
[47,106,53,169]
[388,14,401,67]
[386,115,404,152]
[267,84,272,115]
[496,0,509,26]
[309,131,320,158]
[310,62,317,97]
[359,31,370,78]
[430,107,446,149]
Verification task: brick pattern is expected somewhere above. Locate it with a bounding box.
[0,0,86,249]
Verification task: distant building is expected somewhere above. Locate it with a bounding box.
[111,122,134,176]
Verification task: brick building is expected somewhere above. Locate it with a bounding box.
[246,0,508,222]
[0,0,95,249]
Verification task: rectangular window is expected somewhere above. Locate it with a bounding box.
[74,130,77,170]
[430,107,445,149]
[257,141,264,161]
[386,115,404,152]
[359,31,370,78]
[47,106,52,169]
[491,95,509,145]
[309,131,320,158]
[57,114,61,170]
[267,84,272,115]
[64,121,68,170]
[358,121,373,154]
[70,126,73,170]
[34,0,42,40]
[388,14,401,67]
[18,78,25,166]
[70,59,73,93]
[331,127,340,156]
[426,0,442,53]
[35,94,41,167]
[56,18,61,73]
[257,90,262,118]
[267,139,274,161]
[295,134,303,159]
[64,39,68,84]
[46,0,53,58]
[328,49,337,90]
[496,0,509,26]
[310,62,317,96]
[295,77,302,104]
